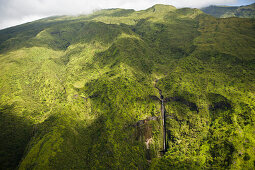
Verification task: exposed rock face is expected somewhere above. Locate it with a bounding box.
[135,116,160,160]
[135,116,159,141]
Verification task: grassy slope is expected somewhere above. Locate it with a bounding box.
[0,4,255,169]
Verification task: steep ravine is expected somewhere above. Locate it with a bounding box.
[155,79,167,154]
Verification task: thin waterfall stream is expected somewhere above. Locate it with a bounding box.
[154,79,166,154]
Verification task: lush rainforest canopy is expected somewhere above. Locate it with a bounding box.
[0,4,255,169]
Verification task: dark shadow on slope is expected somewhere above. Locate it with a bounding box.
[93,36,154,74]
[0,19,69,54]
[0,21,129,55]
[0,104,33,170]
[31,21,129,52]
[208,93,233,123]
[208,137,235,168]
[165,96,199,112]
[131,13,200,59]
[73,75,161,168]
[44,107,150,169]
[237,102,254,128]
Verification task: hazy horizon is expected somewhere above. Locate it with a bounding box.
[0,0,254,30]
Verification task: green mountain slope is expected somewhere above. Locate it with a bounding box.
[201,3,255,18]
[0,4,255,169]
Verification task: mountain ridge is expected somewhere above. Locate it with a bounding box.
[0,4,255,169]
[201,3,255,18]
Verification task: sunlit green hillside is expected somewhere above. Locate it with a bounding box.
[0,4,255,169]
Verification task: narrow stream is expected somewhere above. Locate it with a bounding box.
[155,79,166,154]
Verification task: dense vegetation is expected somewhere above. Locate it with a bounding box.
[201,3,255,18]
[0,4,255,169]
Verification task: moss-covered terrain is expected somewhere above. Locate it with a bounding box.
[0,4,255,169]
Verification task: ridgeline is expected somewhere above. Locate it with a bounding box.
[0,4,255,169]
